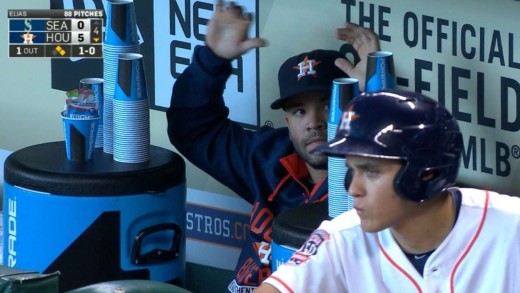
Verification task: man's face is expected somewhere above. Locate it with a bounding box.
[345,155,417,233]
[284,92,329,170]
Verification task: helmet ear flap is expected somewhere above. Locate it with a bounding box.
[393,161,430,202]
[395,164,457,202]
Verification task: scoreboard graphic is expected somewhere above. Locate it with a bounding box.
[8,9,103,58]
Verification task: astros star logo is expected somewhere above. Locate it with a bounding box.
[339,104,359,131]
[294,56,321,80]
[254,241,272,265]
[21,31,36,44]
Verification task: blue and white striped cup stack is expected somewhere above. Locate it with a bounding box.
[103,0,140,155]
[113,53,150,163]
[327,78,359,218]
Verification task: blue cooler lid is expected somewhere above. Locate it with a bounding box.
[271,201,329,248]
[3,141,185,196]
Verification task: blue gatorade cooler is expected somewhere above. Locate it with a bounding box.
[271,201,328,272]
[2,141,186,292]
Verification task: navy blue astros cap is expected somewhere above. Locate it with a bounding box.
[271,49,347,110]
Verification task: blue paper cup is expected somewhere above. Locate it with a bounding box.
[62,115,101,161]
[328,78,359,125]
[104,0,139,46]
[271,240,298,272]
[115,53,147,101]
[79,78,104,148]
[365,51,397,93]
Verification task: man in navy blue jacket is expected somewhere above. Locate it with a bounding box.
[167,1,379,292]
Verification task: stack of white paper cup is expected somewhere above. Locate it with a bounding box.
[103,0,140,155]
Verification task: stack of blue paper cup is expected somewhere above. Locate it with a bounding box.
[103,0,140,155]
[113,53,150,163]
[79,78,104,148]
[365,51,397,93]
[62,115,101,161]
[327,78,359,218]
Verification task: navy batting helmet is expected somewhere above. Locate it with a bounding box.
[313,90,463,202]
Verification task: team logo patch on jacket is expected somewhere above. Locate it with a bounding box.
[288,229,330,265]
[255,241,272,265]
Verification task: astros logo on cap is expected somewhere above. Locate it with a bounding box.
[293,56,321,80]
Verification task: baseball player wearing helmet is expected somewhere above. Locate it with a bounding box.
[254,90,520,293]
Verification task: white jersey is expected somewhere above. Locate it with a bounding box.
[264,188,520,293]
